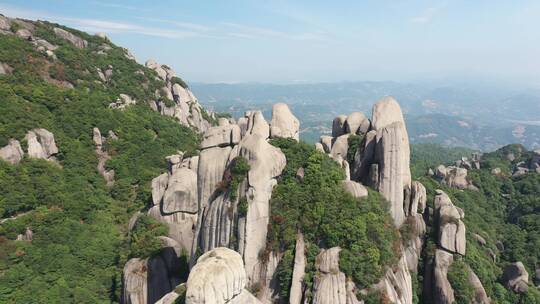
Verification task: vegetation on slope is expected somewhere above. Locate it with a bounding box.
[412,144,540,304]
[0,20,199,303]
[267,138,399,300]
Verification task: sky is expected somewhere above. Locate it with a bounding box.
[1,0,539,86]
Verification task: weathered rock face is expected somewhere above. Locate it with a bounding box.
[145,59,210,132]
[405,181,427,216]
[200,124,241,149]
[53,27,88,48]
[432,249,455,304]
[289,233,306,304]
[270,103,300,141]
[147,237,187,304]
[469,269,490,304]
[374,121,409,226]
[502,262,529,293]
[330,134,349,159]
[0,139,24,164]
[312,247,348,304]
[122,258,148,304]
[162,168,198,214]
[237,134,286,283]
[185,247,260,304]
[25,128,58,161]
[434,190,466,255]
[373,255,413,304]
[197,146,232,210]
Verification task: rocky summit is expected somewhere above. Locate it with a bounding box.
[0,14,540,304]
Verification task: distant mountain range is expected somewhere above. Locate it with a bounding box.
[192,81,540,151]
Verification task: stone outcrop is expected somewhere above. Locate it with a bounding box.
[432,249,455,304]
[109,94,136,109]
[341,180,368,198]
[469,269,490,304]
[0,139,24,164]
[93,127,115,186]
[149,152,199,255]
[0,62,13,75]
[312,247,348,304]
[435,164,474,190]
[332,115,348,137]
[53,27,88,48]
[434,190,466,255]
[25,128,58,161]
[372,256,413,304]
[270,103,300,141]
[147,237,187,304]
[145,59,210,132]
[344,112,370,135]
[502,262,529,293]
[122,258,148,304]
[185,247,260,304]
[289,233,306,304]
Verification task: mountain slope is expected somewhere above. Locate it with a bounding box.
[0,15,203,303]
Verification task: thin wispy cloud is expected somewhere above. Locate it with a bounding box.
[91,1,147,12]
[0,3,328,43]
[221,22,328,42]
[0,3,201,39]
[410,7,442,24]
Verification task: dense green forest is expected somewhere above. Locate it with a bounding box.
[0,20,199,303]
[267,138,399,301]
[411,144,540,303]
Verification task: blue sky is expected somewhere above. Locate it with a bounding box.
[1,0,539,86]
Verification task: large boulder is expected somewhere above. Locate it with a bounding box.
[341,180,368,198]
[244,111,270,139]
[200,124,241,149]
[25,128,58,161]
[502,262,529,293]
[185,247,260,304]
[330,134,349,159]
[53,27,87,48]
[344,112,370,135]
[332,115,348,137]
[270,103,300,141]
[0,139,24,164]
[434,190,466,255]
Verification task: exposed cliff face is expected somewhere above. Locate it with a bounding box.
[145,59,210,132]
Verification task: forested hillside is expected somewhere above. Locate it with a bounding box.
[410,143,540,303]
[0,16,202,303]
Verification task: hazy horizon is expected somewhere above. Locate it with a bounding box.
[1,1,539,88]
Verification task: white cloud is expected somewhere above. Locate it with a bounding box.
[410,7,440,24]
[221,22,328,42]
